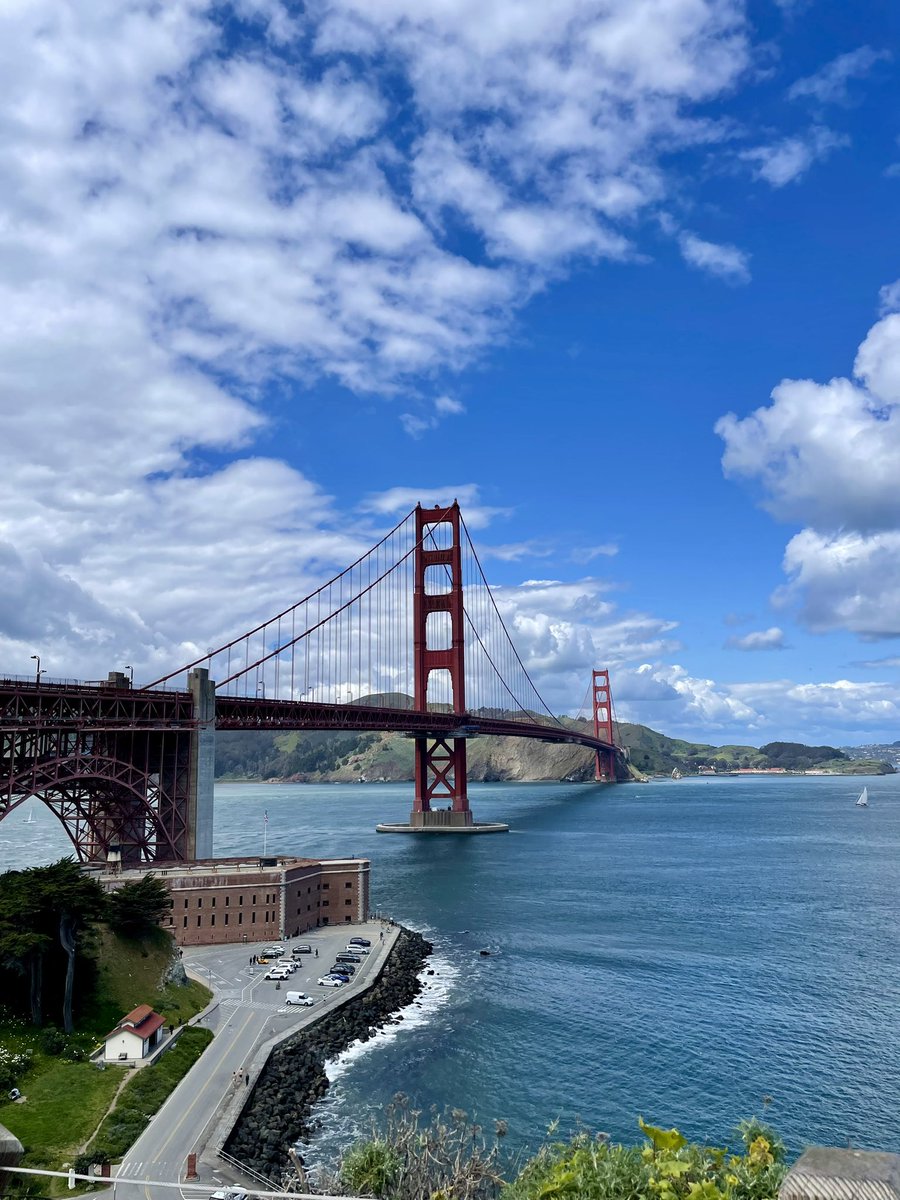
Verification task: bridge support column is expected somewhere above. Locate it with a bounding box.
[592,668,616,783]
[411,735,472,828]
[377,502,507,833]
[187,668,215,859]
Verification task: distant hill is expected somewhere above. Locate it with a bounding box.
[214,701,896,781]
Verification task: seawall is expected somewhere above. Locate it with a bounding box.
[224,927,432,1182]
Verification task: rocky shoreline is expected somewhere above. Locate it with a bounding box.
[224,927,433,1181]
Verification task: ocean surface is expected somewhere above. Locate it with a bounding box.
[4,774,900,1160]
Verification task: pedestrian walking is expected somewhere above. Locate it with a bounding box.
[245,1073,250,1086]
[315,948,318,958]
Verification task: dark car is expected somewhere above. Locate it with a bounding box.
[335,952,362,963]
[348,937,371,946]
[330,963,355,975]
[291,944,312,956]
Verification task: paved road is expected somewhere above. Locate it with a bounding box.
[111,922,393,1200]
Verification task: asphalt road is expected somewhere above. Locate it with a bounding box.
[110,921,392,1200]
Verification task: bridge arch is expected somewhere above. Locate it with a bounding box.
[2,753,182,864]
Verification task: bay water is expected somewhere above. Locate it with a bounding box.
[4,774,900,1158]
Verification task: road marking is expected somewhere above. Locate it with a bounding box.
[149,1005,257,1168]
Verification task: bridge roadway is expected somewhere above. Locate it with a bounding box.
[215,696,617,755]
[0,679,616,756]
[110,920,397,1200]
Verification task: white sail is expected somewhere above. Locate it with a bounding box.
[856,787,869,807]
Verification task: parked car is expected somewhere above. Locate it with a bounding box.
[285,991,314,1006]
[335,953,362,963]
[276,959,298,972]
[265,967,291,980]
[317,975,345,987]
[262,945,285,956]
[212,1190,248,1200]
[329,963,355,976]
[291,944,312,956]
[345,944,369,955]
[257,957,271,965]
[348,937,372,946]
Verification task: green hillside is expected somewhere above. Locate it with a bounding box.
[215,710,895,782]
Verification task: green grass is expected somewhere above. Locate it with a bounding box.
[0,1057,127,1166]
[88,1027,213,1162]
[82,927,211,1035]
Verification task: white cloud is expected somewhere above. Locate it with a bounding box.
[741,126,847,187]
[571,544,619,563]
[679,231,751,282]
[359,484,510,530]
[725,627,786,650]
[717,288,900,639]
[880,280,900,315]
[788,46,891,105]
[399,394,467,437]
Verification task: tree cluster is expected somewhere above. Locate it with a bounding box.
[759,742,848,770]
[0,860,172,1031]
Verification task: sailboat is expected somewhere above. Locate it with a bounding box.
[856,787,869,808]
[25,809,35,824]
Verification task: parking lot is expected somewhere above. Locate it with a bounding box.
[182,920,390,1029]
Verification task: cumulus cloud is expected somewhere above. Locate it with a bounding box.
[717,287,900,639]
[679,231,751,282]
[788,46,891,105]
[0,0,768,683]
[741,126,848,187]
[725,627,786,650]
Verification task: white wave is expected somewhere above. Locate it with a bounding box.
[324,948,457,1084]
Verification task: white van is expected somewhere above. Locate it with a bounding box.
[285,991,314,1006]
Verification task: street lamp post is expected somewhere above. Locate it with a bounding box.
[124,665,134,687]
[30,654,41,685]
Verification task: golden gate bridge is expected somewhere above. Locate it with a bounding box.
[0,503,622,861]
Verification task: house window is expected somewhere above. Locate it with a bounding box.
[183,916,187,928]
[224,913,229,926]
[183,898,188,909]
[211,915,216,926]
[345,882,352,888]
[252,894,257,904]
[322,900,329,907]
[238,912,243,925]
[211,897,216,907]
[345,899,352,906]
[197,916,201,926]
[251,912,256,923]
[225,896,230,906]
[197,898,202,908]
[322,883,329,890]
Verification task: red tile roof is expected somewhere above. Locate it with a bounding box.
[105,1006,165,1042]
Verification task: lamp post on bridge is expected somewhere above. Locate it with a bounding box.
[124,664,134,687]
[30,654,43,685]
[257,681,266,700]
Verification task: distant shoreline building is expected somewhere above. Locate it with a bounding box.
[101,855,370,947]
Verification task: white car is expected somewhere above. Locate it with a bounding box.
[345,945,369,955]
[275,959,298,972]
[285,991,314,1006]
[317,975,345,987]
[211,1190,248,1200]
[262,945,285,956]
[265,967,291,980]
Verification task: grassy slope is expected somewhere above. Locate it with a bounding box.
[83,926,210,1036]
[0,1058,128,1166]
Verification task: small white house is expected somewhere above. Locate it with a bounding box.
[104,1005,165,1062]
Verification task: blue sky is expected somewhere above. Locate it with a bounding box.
[1,0,898,746]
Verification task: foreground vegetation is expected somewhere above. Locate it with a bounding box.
[322,1100,788,1200]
